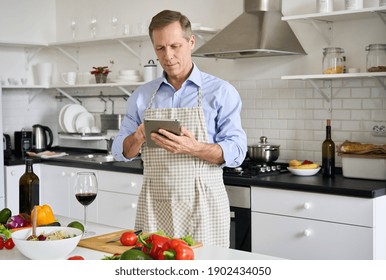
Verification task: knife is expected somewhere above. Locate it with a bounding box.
[106,229,142,243]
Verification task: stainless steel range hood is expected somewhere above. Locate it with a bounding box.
[192,0,306,59]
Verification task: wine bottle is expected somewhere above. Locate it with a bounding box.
[19,158,40,214]
[322,119,335,177]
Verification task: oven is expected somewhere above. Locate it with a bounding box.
[225,185,251,252]
[223,160,289,252]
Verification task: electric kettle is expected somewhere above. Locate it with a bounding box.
[32,124,53,152]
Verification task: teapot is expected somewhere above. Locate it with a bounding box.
[32,124,53,152]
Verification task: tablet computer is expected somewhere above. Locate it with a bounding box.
[144,118,181,148]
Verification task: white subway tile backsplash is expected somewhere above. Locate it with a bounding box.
[342,99,362,109]
[2,77,385,166]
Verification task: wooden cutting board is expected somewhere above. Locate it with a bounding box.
[77,229,202,255]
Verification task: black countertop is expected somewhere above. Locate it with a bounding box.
[5,147,386,199]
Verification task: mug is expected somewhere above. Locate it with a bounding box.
[36,62,53,86]
[61,72,77,85]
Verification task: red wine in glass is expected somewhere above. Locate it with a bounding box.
[75,193,97,206]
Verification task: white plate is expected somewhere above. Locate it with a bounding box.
[119,69,139,75]
[62,104,88,133]
[58,104,72,132]
[74,111,95,133]
[287,167,321,176]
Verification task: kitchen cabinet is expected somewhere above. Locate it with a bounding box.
[39,164,142,228]
[97,170,142,229]
[39,165,98,223]
[251,186,386,260]
[4,164,41,214]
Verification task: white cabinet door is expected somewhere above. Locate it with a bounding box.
[251,212,373,260]
[4,165,25,214]
[39,165,72,217]
[98,191,138,229]
[40,165,98,223]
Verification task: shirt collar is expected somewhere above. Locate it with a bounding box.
[157,63,202,91]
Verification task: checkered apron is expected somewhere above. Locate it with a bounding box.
[135,87,230,247]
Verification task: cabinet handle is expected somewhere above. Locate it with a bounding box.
[303,202,311,209]
[130,182,136,188]
[303,229,312,237]
[10,171,15,176]
[61,171,66,176]
[131,203,137,209]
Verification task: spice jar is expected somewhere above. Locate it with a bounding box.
[366,44,386,72]
[323,47,345,74]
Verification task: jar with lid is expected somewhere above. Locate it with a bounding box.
[322,47,345,74]
[366,44,386,72]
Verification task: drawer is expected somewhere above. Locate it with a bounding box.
[98,171,143,195]
[251,212,373,260]
[251,187,373,227]
[98,191,138,229]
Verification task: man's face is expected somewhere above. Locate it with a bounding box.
[152,21,195,82]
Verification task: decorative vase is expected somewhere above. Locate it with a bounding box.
[94,73,108,83]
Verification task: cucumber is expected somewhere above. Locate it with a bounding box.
[0,208,12,224]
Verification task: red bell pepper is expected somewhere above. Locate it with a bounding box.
[138,233,170,259]
[159,238,195,260]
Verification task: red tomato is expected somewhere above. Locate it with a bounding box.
[4,238,14,250]
[302,160,313,165]
[120,231,138,246]
[67,255,85,260]
[0,237,4,250]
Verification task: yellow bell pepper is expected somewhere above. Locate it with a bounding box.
[31,204,56,226]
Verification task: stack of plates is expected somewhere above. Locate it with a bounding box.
[113,69,142,83]
[59,104,98,133]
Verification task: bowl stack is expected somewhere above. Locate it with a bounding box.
[113,69,142,83]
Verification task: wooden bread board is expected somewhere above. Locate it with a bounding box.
[78,229,202,255]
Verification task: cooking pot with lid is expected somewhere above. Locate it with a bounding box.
[248,136,280,163]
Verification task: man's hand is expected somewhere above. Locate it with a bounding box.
[151,126,224,164]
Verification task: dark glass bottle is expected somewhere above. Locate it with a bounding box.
[19,158,40,214]
[322,119,335,177]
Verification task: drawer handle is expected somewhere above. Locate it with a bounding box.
[303,229,312,237]
[131,203,137,209]
[303,202,311,210]
[130,182,137,188]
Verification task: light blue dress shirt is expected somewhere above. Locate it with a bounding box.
[112,64,247,167]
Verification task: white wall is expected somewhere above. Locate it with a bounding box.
[1,0,385,165]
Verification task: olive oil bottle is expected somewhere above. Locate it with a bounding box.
[322,119,335,177]
[19,158,40,214]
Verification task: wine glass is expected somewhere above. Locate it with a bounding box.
[74,172,98,237]
[70,17,77,40]
[89,16,97,38]
[111,16,119,36]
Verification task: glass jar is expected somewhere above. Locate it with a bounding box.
[323,47,345,74]
[366,44,386,72]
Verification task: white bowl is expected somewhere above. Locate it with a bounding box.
[12,226,82,260]
[287,167,321,176]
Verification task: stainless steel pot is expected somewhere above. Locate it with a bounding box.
[100,114,123,132]
[247,136,280,163]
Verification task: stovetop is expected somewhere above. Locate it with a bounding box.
[223,159,289,178]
